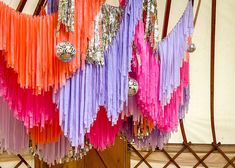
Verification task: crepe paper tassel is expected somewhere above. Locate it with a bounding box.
[37,135,71,165]
[143,0,159,49]
[121,117,170,150]
[0,97,69,165]
[132,2,193,132]
[133,117,155,139]
[0,97,29,154]
[0,0,104,93]
[132,20,162,125]
[119,0,125,7]
[56,0,75,34]
[134,126,171,150]
[54,0,142,146]
[102,0,143,124]
[122,96,143,122]
[29,111,62,145]
[53,0,143,148]
[53,64,105,147]
[86,106,123,151]
[133,21,190,132]
[0,55,58,129]
[86,4,123,66]
[158,1,193,106]
[47,0,59,14]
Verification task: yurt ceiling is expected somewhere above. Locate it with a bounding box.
[1,0,235,146]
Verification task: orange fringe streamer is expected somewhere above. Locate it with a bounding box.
[134,117,155,137]
[29,111,62,145]
[0,0,104,94]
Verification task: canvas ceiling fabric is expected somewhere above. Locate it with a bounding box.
[0,0,104,93]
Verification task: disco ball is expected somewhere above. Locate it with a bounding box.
[187,43,196,53]
[128,78,139,96]
[56,41,76,62]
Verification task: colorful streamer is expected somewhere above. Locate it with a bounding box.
[0,97,29,154]
[0,54,58,129]
[0,0,104,93]
[86,106,123,150]
[53,0,143,148]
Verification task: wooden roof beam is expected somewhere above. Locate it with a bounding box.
[33,0,46,15]
[16,0,27,12]
[161,0,172,38]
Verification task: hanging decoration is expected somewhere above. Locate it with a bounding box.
[53,0,143,148]
[36,135,71,165]
[56,0,75,35]
[143,0,159,49]
[158,1,193,107]
[132,1,193,133]
[86,106,123,150]
[47,0,59,14]
[56,41,76,62]
[0,97,29,154]
[0,0,104,93]
[128,77,139,96]
[0,0,195,164]
[86,4,123,65]
[29,112,62,145]
[187,43,196,52]
[0,56,59,130]
[121,117,171,150]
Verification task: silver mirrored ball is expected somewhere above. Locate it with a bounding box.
[187,43,196,53]
[128,78,139,96]
[56,41,76,62]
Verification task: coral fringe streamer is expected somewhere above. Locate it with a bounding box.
[0,0,104,93]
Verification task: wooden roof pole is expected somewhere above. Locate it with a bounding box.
[161,0,171,38]
[194,0,201,26]
[16,0,27,12]
[210,0,217,145]
[33,0,46,15]
[179,0,203,144]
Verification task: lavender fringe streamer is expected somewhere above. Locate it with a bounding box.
[121,86,188,150]
[37,135,70,165]
[53,64,105,147]
[122,96,142,122]
[121,97,171,149]
[159,1,193,106]
[121,117,171,150]
[179,86,190,119]
[53,0,143,147]
[0,97,29,154]
[47,0,59,14]
[121,2,193,149]
[0,96,70,164]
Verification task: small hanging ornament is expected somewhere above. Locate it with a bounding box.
[128,77,139,96]
[187,43,196,53]
[56,0,75,36]
[56,41,76,62]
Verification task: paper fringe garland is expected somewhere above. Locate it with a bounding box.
[0,0,104,93]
